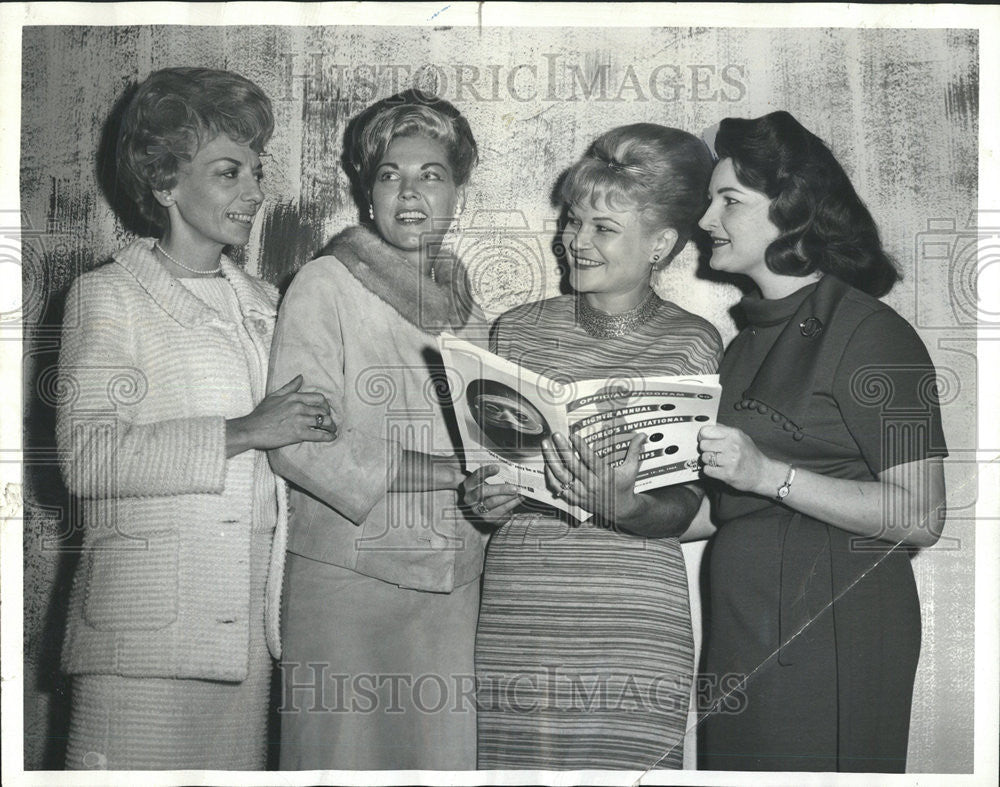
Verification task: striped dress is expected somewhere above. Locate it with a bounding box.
[476,294,721,770]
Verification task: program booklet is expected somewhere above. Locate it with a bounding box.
[438,333,721,521]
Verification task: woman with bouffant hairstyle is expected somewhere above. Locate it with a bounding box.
[58,67,333,770]
[696,111,947,772]
[268,90,488,770]
[466,124,721,770]
[346,90,479,198]
[116,68,275,231]
[711,110,899,296]
[559,124,711,264]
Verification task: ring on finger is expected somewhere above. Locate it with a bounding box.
[706,451,719,467]
[475,501,489,515]
[315,413,324,428]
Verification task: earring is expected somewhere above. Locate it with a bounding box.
[368,204,375,221]
[651,254,660,265]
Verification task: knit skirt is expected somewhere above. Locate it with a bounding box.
[65,532,274,770]
[476,515,694,770]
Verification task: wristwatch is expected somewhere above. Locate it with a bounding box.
[776,465,796,501]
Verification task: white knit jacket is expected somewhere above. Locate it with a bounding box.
[57,238,288,681]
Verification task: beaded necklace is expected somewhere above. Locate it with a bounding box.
[577,288,660,339]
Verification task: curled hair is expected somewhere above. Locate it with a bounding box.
[560,123,714,263]
[116,67,274,230]
[715,111,899,296]
[346,89,479,193]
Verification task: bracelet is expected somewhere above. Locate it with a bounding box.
[775,465,796,501]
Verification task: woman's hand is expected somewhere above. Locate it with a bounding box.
[226,375,336,457]
[697,423,783,496]
[460,465,523,525]
[697,424,946,548]
[542,431,645,522]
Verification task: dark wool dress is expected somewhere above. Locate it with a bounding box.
[476,294,722,770]
[699,277,948,773]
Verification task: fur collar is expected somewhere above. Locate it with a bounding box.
[324,226,474,335]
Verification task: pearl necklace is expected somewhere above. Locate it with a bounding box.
[577,288,661,339]
[155,242,223,275]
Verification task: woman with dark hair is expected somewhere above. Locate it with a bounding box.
[695,111,947,772]
[464,124,722,769]
[57,67,334,770]
[267,90,487,769]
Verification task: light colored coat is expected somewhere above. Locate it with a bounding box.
[57,238,288,682]
[268,227,489,591]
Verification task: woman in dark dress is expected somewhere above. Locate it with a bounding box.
[695,111,948,773]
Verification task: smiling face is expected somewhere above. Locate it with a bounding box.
[699,157,780,284]
[562,194,674,313]
[159,134,264,253]
[370,135,464,265]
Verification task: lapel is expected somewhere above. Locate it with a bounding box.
[324,225,474,335]
[220,254,279,353]
[114,238,216,327]
[114,238,278,331]
[740,275,854,438]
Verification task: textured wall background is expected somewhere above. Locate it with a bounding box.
[20,24,978,772]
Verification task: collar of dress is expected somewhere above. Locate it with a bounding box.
[324,225,475,335]
[741,274,864,437]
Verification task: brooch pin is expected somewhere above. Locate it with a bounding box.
[799,317,823,337]
[249,317,268,336]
